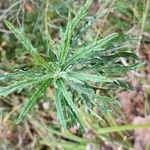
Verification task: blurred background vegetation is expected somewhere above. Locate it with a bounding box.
[0,0,150,149]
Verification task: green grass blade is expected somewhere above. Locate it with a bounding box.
[41,139,86,150]
[98,124,150,134]
[16,78,52,124]
[31,118,88,144]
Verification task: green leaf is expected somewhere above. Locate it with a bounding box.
[68,82,95,100]
[68,81,101,109]
[4,20,53,71]
[68,72,113,83]
[71,15,97,48]
[72,0,92,30]
[0,79,36,97]
[0,70,44,81]
[69,81,119,107]
[59,0,92,65]
[59,71,84,84]
[96,63,143,75]
[16,78,52,124]
[59,12,72,65]
[114,80,132,90]
[65,33,120,67]
[91,51,139,64]
[55,84,67,128]
[0,73,54,97]
[57,79,80,124]
[4,20,36,55]
[65,34,138,68]
[97,96,119,105]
